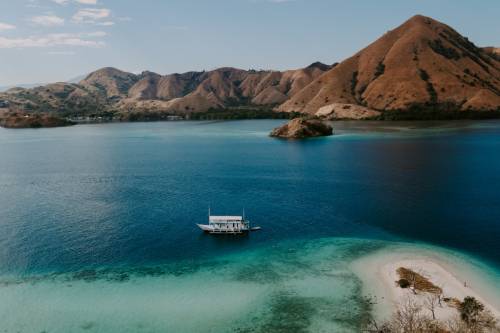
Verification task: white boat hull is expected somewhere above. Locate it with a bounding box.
[197,223,258,234]
[197,224,215,232]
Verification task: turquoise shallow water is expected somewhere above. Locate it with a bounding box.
[0,238,378,332]
[0,238,498,333]
[0,120,499,332]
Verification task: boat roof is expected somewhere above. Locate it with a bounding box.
[209,216,243,222]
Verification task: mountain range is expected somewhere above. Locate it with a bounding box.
[1,15,499,120]
[0,62,332,118]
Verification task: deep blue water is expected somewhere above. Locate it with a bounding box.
[0,120,499,275]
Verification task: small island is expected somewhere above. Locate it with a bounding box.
[270,118,333,139]
[0,112,75,129]
[352,250,500,332]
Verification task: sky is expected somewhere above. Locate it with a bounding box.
[0,0,499,86]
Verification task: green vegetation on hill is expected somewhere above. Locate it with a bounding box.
[0,112,75,128]
[374,107,500,120]
[188,108,303,120]
[102,108,303,123]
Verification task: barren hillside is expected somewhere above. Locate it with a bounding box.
[278,15,500,116]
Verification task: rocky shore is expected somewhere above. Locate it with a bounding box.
[0,112,75,129]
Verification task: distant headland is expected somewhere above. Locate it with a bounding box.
[0,111,75,129]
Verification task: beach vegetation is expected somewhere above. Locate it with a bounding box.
[436,287,444,308]
[458,296,497,332]
[444,297,464,309]
[397,278,411,289]
[364,296,498,333]
[459,297,484,325]
[364,298,447,333]
[396,267,442,294]
[424,293,440,320]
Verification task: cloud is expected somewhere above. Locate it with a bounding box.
[0,32,105,48]
[26,0,44,8]
[84,31,106,37]
[97,21,115,26]
[30,15,65,27]
[76,0,98,4]
[249,0,295,4]
[47,50,76,55]
[51,0,98,5]
[0,23,16,32]
[116,16,132,23]
[164,25,189,31]
[73,8,111,23]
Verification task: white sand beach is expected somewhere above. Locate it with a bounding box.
[351,244,500,323]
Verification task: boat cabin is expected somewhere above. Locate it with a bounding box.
[207,215,249,233]
[197,209,261,234]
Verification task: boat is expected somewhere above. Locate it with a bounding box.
[197,209,261,234]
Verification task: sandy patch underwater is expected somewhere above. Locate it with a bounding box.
[0,238,498,333]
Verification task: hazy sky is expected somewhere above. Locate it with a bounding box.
[0,0,499,86]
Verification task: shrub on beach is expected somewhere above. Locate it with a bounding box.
[396,267,442,294]
[458,296,497,332]
[459,296,484,324]
[397,279,411,289]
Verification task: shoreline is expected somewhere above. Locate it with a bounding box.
[3,112,500,130]
[351,243,500,323]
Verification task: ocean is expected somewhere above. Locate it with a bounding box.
[0,120,499,332]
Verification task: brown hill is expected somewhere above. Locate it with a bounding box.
[79,67,139,100]
[242,62,334,105]
[0,82,105,114]
[110,64,331,113]
[0,63,331,116]
[128,71,204,101]
[117,67,250,113]
[482,47,500,60]
[278,15,500,116]
[93,63,331,113]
